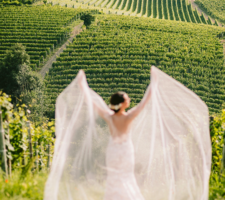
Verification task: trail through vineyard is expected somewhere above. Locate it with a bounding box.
[223,41,225,65]
[39,21,84,78]
[188,0,222,26]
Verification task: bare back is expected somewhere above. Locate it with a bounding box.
[104,85,152,140]
[107,113,132,139]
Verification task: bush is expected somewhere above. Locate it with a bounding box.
[210,110,225,173]
[80,13,95,28]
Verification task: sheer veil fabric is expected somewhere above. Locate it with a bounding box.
[44,66,211,200]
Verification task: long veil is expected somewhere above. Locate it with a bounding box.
[44,66,211,200]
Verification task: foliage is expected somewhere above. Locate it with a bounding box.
[20,88,50,123]
[0,44,30,97]
[20,157,36,180]
[16,64,43,94]
[8,105,29,166]
[80,12,95,27]
[208,109,225,199]
[2,43,30,69]
[210,110,225,173]
[0,43,51,121]
[0,1,22,6]
[0,169,48,200]
[16,64,51,122]
[0,92,14,162]
[209,172,225,200]
[0,6,84,70]
[195,0,225,24]
[0,91,55,169]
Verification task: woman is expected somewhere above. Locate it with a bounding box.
[44,66,211,200]
[97,90,151,200]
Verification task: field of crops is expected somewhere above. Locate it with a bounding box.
[195,0,225,24]
[48,0,217,25]
[44,14,225,118]
[0,5,84,70]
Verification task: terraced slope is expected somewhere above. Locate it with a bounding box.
[48,0,217,25]
[45,15,225,117]
[195,0,225,24]
[0,5,84,70]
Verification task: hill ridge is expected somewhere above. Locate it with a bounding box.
[48,0,219,26]
[188,0,222,27]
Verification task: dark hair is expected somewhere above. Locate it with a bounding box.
[110,91,126,113]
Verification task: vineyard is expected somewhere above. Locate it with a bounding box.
[0,2,225,199]
[0,92,55,175]
[44,14,225,118]
[195,0,225,24]
[0,5,84,70]
[48,0,218,25]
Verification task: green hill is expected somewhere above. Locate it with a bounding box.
[195,0,225,24]
[44,14,225,118]
[48,0,217,25]
[0,5,84,70]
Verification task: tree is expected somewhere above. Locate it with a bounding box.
[0,43,30,96]
[16,64,43,94]
[80,13,95,28]
[16,64,50,122]
[0,43,49,122]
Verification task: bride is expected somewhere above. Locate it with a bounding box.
[98,89,152,200]
[44,66,211,200]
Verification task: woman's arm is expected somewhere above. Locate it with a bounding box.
[127,84,152,122]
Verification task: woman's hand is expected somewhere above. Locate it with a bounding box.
[78,70,85,88]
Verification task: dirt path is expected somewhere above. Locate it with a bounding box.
[39,22,84,78]
[220,40,225,66]
[188,0,222,27]
[223,41,225,64]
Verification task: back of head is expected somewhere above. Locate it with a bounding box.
[110,91,125,113]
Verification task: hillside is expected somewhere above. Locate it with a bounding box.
[195,0,225,24]
[48,0,217,25]
[44,14,225,118]
[0,5,84,70]
[0,4,225,200]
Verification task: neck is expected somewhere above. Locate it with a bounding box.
[115,108,126,115]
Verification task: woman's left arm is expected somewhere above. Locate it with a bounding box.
[78,70,112,121]
[127,84,152,122]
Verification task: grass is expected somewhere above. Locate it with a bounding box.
[0,170,48,200]
[1,169,225,199]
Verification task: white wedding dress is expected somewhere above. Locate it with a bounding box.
[104,129,145,200]
[44,66,211,200]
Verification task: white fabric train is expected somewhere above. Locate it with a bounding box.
[44,66,211,200]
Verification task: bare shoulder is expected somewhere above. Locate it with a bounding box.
[111,112,128,118]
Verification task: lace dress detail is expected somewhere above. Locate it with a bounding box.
[103,133,145,200]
